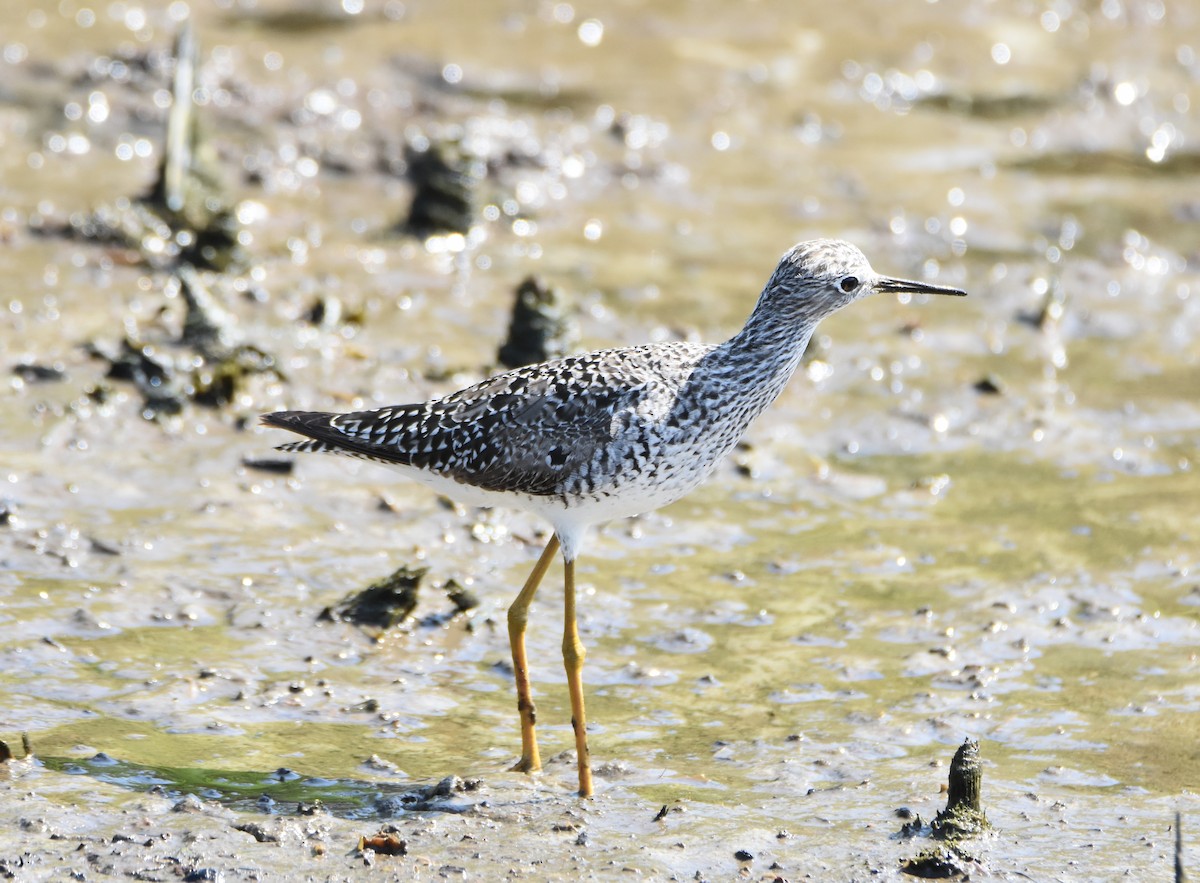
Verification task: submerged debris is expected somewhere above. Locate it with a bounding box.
[241,457,295,475]
[11,362,67,383]
[897,810,924,839]
[32,27,269,421]
[86,270,278,417]
[444,580,480,613]
[88,336,187,416]
[140,23,240,271]
[172,794,205,813]
[373,775,481,816]
[37,25,242,271]
[497,276,577,369]
[901,844,977,878]
[235,822,278,843]
[402,141,485,237]
[319,566,426,630]
[918,89,1063,119]
[972,374,1005,395]
[179,264,238,353]
[233,4,383,33]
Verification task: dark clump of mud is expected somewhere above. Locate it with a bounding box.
[401,141,485,237]
[373,774,482,816]
[318,565,427,630]
[85,270,280,417]
[497,275,577,369]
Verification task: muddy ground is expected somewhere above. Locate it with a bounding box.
[1,0,1198,880]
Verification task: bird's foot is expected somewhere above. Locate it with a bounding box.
[509,756,540,774]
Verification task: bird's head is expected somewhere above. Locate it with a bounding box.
[763,239,966,321]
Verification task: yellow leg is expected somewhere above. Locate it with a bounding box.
[507,536,559,774]
[562,557,594,797]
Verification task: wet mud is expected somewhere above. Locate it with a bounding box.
[2,0,1198,879]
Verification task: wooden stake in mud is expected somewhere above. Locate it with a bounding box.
[945,740,983,813]
[932,738,989,840]
[900,739,990,878]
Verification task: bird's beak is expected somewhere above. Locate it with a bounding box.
[877,276,967,297]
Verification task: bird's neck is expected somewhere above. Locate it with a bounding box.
[709,300,820,413]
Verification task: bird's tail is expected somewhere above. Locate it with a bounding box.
[260,409,404,465]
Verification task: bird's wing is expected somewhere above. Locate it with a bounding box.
[264,344,709,497]
[432,368,643,494]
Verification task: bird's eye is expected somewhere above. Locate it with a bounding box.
[838,276,860,294]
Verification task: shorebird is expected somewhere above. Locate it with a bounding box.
[262,239,966,797]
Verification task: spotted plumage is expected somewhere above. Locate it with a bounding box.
[262,239,966,797]
[264,341,747,520]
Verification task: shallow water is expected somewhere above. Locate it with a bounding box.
[1,0,1198,879]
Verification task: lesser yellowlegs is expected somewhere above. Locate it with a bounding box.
[262,239,966,796]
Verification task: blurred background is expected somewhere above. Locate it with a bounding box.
[1,0,1197,877]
